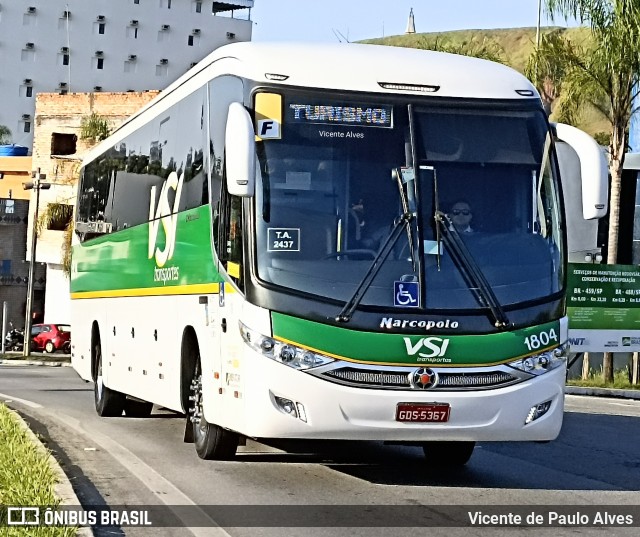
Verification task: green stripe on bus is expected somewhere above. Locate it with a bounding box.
[70,205,223,294]
[271,312,562,367]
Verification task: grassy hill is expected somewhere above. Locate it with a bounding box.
[360,27,609,138]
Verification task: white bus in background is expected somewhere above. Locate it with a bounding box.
[70,42,608,464]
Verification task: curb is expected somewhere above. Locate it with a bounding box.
[565,386,640,400]
[10,409,93,536]
[0,359,72,367]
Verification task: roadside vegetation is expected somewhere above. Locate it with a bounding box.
[567,368,638,390]
[0,404,76,536]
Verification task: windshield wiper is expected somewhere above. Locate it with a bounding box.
[335,212,413,323]
[434,211,511,330]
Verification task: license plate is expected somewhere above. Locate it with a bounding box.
[396,403,450,423]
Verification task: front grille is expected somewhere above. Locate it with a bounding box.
[317,365,523,391]
[437,371,517,387]
[324,368,409,387]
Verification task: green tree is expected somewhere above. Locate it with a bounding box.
[525,29,572,115]
[80,113,111,142]
[540,0,640,382]
[0,125,12,144]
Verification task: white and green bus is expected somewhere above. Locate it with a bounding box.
[71,42,607,464]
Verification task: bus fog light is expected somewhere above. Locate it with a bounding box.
[275,396,298,417]
[525,400,552,424]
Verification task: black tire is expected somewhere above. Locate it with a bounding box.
[190,361,238,460]
[124,398,153,418]
[45,341,55,353]
[94,340,125,417]
[422,441,475,466]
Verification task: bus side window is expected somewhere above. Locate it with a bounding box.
[218,183,244,290]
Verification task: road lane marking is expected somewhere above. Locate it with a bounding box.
[47,412,232,537]
[0,392,43,409]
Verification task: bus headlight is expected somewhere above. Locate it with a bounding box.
[239,322,335,370]
[508,345,567,376]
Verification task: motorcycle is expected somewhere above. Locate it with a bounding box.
[4,324,25,352]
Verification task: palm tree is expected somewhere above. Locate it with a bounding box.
[539,1,640,382]
[0,125,12,144]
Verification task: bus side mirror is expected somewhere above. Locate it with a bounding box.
[552,122,608,220]
[225,102,255,197]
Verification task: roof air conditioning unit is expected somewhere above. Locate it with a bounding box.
[22,114,31,120]
[59,82,68,88]
[96,15,105,22]
[95,50,104,57]
[160,58,168,65]
[23,79,32,85]
[60,46,69,53]
[128,54,137,61]
[192,28,201,35]
[62,10,71,18]
[25,43,35,49]
[161,24,170,31]
[94,86,103,92]
[130,20,139,26]
[27,7,36,14]
[226,32,235,39]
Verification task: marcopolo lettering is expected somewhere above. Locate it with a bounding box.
[380,317,459,330]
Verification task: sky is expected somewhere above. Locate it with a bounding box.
[250,1,577,43]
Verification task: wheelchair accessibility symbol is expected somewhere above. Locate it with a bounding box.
[394,281,419,307]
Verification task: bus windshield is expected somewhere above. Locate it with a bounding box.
[253,90,563,312]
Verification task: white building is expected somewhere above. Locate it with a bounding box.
[0,0,254,150]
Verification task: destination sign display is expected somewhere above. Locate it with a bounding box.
[288,102,393,128]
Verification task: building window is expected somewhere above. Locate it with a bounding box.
[97,57,104,69]
[26,86,33,97]
[4,200,15,215]
[62,53,70,66]
[1,260,11,275]
[98,22,105,34]
[45,203,73,231]
[195,1,202,13]
[188,35,194,46]
[51,133,77,156]
[134,0,140,4]
[24,121,31,133]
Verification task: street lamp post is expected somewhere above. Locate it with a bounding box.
[23,169,50,356]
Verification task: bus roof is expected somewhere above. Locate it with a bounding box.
[85,42,540,164]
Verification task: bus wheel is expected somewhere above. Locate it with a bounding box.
[123,398,153,418]
[189,364,238,460]
[421,441,475,466]
[94,341,125,417]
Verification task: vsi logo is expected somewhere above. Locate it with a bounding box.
[148,171,184,267]
[403,337,450,359]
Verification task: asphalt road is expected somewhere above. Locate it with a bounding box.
[1,364,639,537]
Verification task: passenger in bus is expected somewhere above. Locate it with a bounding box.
[448,200,475,233]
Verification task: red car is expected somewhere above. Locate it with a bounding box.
[31,323,71,354]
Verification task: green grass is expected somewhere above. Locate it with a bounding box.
[567,369,639,390]
[0,404,76,536]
